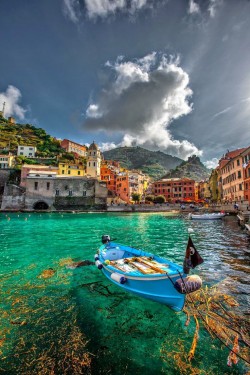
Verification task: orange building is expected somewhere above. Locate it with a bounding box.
[61,139,87,157]
[218,148,247,202]
[116,172,130,203]
[100,160,120,193]
[152,178,195,202]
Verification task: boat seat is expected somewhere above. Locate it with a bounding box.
[102,248,125,261]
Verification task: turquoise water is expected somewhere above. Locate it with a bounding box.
[0,212,249,374]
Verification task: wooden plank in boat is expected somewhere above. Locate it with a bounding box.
[136,257,166,274]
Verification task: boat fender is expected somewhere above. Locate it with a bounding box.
[95,260,103,270]
[174,275,202,294]
[111,272,127,284]
[94,254,99,261]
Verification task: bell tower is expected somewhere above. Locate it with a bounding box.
[86,141,101,178]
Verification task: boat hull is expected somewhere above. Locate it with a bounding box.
[190,213,226,220]
[101,265,185,312]
[96,242,187,312]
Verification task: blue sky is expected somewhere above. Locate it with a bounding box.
[0,0,250,167]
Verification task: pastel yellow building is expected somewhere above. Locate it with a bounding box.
[58,162,86,177]
[0,154,15,169]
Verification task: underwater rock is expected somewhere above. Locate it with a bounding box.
[66,260,95,269]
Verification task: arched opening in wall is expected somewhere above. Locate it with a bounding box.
[33,201,49,210]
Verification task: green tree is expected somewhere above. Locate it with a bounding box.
[145,195,154,202]
[132,192,141,203]
[154,195,166,204]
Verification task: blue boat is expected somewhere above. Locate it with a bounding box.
[95,235,203,312]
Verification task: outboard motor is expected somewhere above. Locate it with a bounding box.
[102,234,111,244]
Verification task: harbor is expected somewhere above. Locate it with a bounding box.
[0,212,249,374]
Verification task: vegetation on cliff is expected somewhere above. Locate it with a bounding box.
[162,155,210,181]
[103,146,183,180]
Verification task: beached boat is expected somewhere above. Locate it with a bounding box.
[94,235,203,312]
[189,212,226,220]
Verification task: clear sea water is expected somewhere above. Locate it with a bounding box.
[0,212,249,374]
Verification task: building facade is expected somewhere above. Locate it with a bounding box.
[86,142,101,178]
[0,154,14,169]
[17,145,37,157]
[20,164,59,187]
[24,174,108,210]
[58,162,86,177]
[153,178,195,202]
[218,148,246,202]
[60,139,87,157]
[241,146,250,203]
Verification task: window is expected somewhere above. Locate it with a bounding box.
[62,170,65,174]
[93,162,96,167]
[78,171,80,175]
[34,182,38,190]
[239,184,242,191]
[20,147,24,150]
[55,189,59,196]
[83,191,86,196]
[65,185,68,190]
[89,162,91,167]
[47,182,50,190]
[69,190,73,196]
[29,153,32,156]
[238,171,241,178]
[29,148,33,150]
[20,152,23,155]
[68,170,70,174]
[237,159,240,166]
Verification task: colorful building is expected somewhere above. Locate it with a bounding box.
[61,139,87,157]
[152,178,195,202]
[58,162,85,177]
[241,146,250,204]
[116,172,130,203]
[218,148,247,202]
[0,154,14,169]
[100,160,120,194]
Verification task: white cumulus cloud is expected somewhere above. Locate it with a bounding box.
[204,158,219,169]
[188,0,200,15]
[0,85,26,120]
[84,53,202,160]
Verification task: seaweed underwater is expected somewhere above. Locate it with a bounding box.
[160,284,250,374]
[0,257,249,375]
[0,259,92,375]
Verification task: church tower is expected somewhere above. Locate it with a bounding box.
[86,141,101,178]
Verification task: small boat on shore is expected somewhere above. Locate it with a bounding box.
[189,212,226,220]
[94,235,203,312]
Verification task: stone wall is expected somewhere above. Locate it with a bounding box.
[1,184,25,210]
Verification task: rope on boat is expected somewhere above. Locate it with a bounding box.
[176,271,250,365]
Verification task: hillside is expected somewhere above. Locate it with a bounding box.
[0,118,62,156]
[0,118,79,166]
[103,146,183,180]
[162,155,210,181]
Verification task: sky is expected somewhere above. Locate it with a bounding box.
[0,0,250,168]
